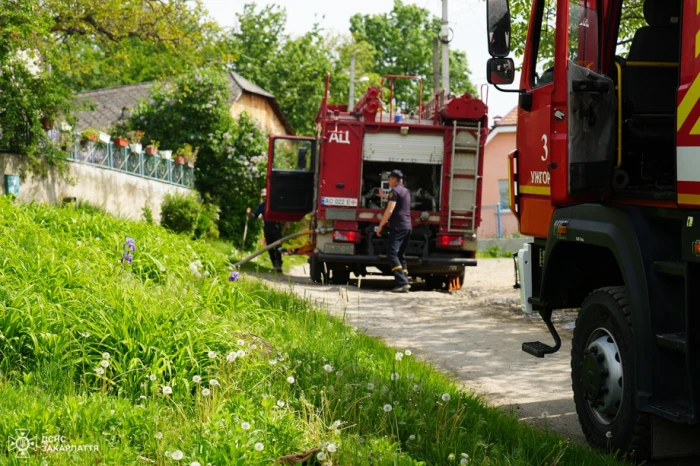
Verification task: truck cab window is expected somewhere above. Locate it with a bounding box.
[615,0,645,58]
[272,139,314,171]
[532,0,557,88]
[568,0,598,71]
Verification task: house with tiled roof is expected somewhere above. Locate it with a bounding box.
[481,107,519,238]
[74,72,294,135]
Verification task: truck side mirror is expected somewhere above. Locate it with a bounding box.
[487,0,512,58]
[487,58,515,85]
[297,147,308,170]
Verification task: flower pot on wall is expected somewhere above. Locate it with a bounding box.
[174,156,185,166]
[160,150,172,160]
[113,137,128,148]
[185,161,194,168]
[129,143,142,154]
[145,145,158,156]
[98,132,111,144]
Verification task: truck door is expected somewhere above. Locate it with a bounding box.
[265,136,316,222]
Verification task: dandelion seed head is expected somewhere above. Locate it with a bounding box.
[207,351,217,359]
[606,431,613,438]
[201,388,211,396]
[237,350,246,358]
[367,383,374,390]
[227,352,237,363]
[409,434,416,441]
[254,442,264,451]
[154,432,162,439]
[95,367,104,375]
[323,364,333,373]
[237,339,245,345]
[391,373,400,381]
[277,400,285,407]
[405,349,412,356]
[317,452,326,461]
[102,352,110,359]
[162,386,173,395]
[413,384,420,392]
[287,376,295,384]
[250,343,258,350]
[241,422,251,430]
[191,462,201,466]
[395,352,403,361]
[209,379,219,387]
[442,393,452,402]
[407,374,414,379]
[171,450,184,460]
[448,453,455,461]
[100,359,109,368]
[149,374,157,382]
[460,459,469,465]
[383,404,393,412]
[327,443,337,453]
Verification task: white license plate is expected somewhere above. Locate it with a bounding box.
[322,197,358,207]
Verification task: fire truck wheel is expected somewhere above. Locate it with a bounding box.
[571,286,650,460]
[330,267,350,285]
[309,256,327,284]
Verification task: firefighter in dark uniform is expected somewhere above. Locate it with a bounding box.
[376,169,412,292]
[246,188,283,273]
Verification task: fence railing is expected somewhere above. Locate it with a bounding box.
[43,129,195,188]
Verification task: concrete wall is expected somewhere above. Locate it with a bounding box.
[480,128,519,238]
[231,94,288,135]
[0,153,192,222]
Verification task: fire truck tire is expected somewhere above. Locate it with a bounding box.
[571,286,650,460]
[309,256,327,284]
[330,267,350,285]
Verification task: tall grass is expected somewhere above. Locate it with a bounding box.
[0,198,627,465]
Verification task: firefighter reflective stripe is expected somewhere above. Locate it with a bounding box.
[519,185,551,196]
[677,147,700,206]
[391,265,403,271]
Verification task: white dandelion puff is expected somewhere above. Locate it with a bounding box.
[461,459,469,465]
[102,352,111,359]
[287,376,295,384]
[448,453,455,461]
[409,434,416,441]
[241,422,251,430]
[405,349,412,356]
[367,383,375,390]
[317,452,326,461]
[209,379,219,387]
[162,386,173,395]
[391,373,400,381]
[383,404,393,412]
[95,367,104,375]
[201,388,211,396]
[277,400,285,407]
[395,352,403,361]
[254,442,264,451]
[269,359,277,365]
[171,450,184,460]
[606,431,613,438]
[237,339,245,345]
[413,384,420,391]
[327,443,337,453]
[237,350,246,358]
[191,462,201,466]
[323,364,333,373]
[442,393,452,402]
[227,352,237,363]
[100,359,109,368]
[149,374,157,382]
[192,375,202,383]
[155,432,163,439]
[207,351,217,359]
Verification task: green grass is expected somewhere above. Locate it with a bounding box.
[477,246,515,259]
[0,197,628,465]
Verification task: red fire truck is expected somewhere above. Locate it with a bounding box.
[264,74,487,289]
[486,0,700,459]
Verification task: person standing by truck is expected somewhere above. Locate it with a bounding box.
[376,169,412,292]
[246,188,283,273]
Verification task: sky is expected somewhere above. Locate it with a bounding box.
[201,0,520,125]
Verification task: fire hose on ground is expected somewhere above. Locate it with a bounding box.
[232,227,332,268]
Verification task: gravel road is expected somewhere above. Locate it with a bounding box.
[260,258,584,442]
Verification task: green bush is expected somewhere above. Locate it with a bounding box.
[160,192,202,236]
[195,200,221,240]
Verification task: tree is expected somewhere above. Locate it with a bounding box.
[350,0,476,105]
[223,4,334,135]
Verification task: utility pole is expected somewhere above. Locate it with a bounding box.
[441,0,450,94]
[432,37,440,96]
[348,54,356,109]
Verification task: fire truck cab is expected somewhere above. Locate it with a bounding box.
[486,0,700,459]
[265,74,487,289]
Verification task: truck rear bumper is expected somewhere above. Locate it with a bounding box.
[317,253,477,268]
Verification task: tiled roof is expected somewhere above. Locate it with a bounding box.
[74,82,152,132]
[493,106,518,127]
[74,73,293,134]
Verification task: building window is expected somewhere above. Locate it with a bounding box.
[498,180,509,209]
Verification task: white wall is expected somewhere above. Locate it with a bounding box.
[0,154,193,222]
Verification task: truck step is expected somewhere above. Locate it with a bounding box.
[522,341,556,358]
[649,402,695,423]
[656,333,687,353]
[654,261,686,278]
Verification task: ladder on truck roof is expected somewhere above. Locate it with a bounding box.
[448,121,481,234]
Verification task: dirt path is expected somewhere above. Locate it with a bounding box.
[259,259,583,442]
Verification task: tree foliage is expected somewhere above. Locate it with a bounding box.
[128,69,267,244]
[350,0,476,105]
